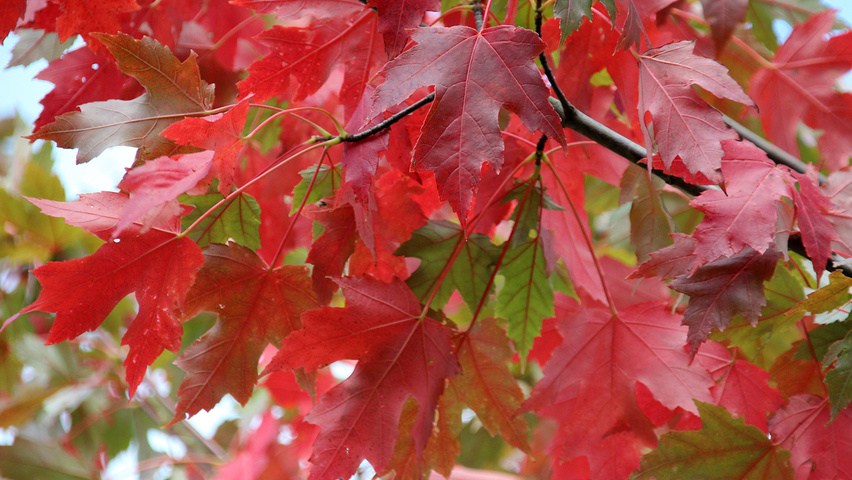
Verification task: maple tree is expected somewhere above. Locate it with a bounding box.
[1,0,851,478]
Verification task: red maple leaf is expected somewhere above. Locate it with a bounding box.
[116,152,213,235]
[750,11,852,171]
[699,0,748,51]
[266,276,459,480]
[27,191,182,240]
[368,0,439,58]
[161,99,250,194]
[694,341,784,431]
[6,231,204,395]
[172,243,318,421]
[34,46,142,130]
[672,247,781,350]
[525,294,713,474]
[54,0,140,42]
[791,171,837,276]
[638,41,753,182]
[237,1,383,116]
[0,0,25,40]
[372,25,565,221]
[769,395,852,479]
[688,142,793,265]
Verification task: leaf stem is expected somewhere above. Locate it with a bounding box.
[181,142,330,238]
[268,149,331,268]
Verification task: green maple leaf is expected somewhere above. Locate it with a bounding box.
[181,193,262,250]
[633,402,794,480]
[497,237,553,359]
[397,220,498,309]
[823,328,852,419]
[554,0,616,40]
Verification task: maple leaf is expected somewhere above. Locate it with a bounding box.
[633,402,794,480]
[116,152,213,235]
[553,0,615,39]
[397,220,499,310]
[172,244,317,421]
[305,205,357,304]
[694,341,784,431]
[497,238,554,359]
[638,41,753,182]
[750,11,852,171]
[451,318,530,451]
[700,0,749,51]
[672,247,781,350]
[34,46,142,131]
[620,166,672,262]
[615,0,676,49]
[7,231,204,395]
[525,294,713,473]
[642,141,795,273]
[368,0,440,57]
[266,276,459,480]
[237,3,383,116]
[54,0,140,42]
[0,0,25,41]
[161,99,250,194]
[27,191,182,240]
[823,332,852,418]
[180,193,262,250]
[31,33,215,163]
[540,151,608,302]
[372,25,565,221]
[791,171,837,277]
[769,394,852,479]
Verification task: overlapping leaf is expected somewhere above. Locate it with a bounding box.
[237,2,383,115]
[638,41,753,182]
[31,33,214,163]
[372,25,565,221]
[633,402,794,479]
[397,220,498,309]
[7,230,204,395]
[750,11,852,171]
[266,277,458,480]
[161,99,250,194]
[172,244,317,421]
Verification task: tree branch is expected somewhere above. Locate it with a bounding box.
[313,93,436,144]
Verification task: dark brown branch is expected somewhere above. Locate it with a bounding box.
[314,93,436,144]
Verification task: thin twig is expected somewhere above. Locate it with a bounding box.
[341,93,435,143]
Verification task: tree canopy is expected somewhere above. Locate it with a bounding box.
[0,1,850,479]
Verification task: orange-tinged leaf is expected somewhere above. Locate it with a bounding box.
[453,318,529,451]
[172,244,317,422]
